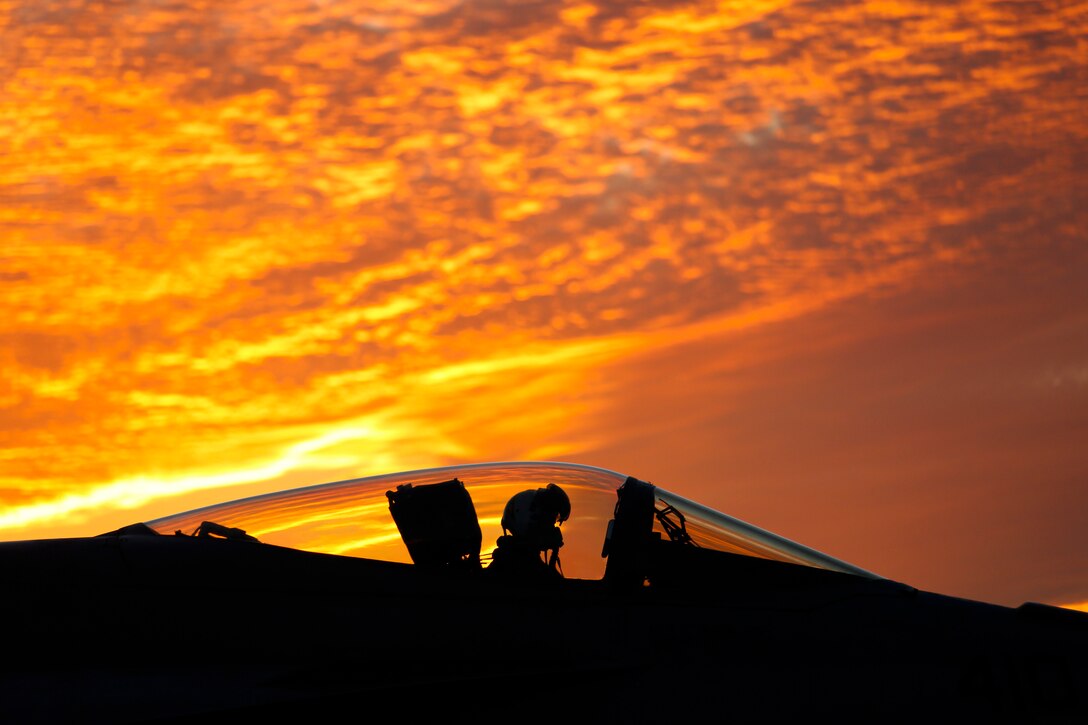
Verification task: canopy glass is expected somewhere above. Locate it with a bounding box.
[148,461,876,580]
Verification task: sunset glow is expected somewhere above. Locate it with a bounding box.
[2,0,1086,607]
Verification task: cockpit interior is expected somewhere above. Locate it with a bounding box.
[144,461,877,587]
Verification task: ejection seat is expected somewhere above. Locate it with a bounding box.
[386,478,483,571]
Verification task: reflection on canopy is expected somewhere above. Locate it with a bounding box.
[148,461,878,581]
[148,461,626,580]
[653,487,878,578]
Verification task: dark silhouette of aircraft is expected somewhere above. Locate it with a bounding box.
[1,461,1084,723]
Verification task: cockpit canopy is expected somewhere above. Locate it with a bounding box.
[147,461,876,581]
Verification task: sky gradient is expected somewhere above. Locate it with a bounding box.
[2,0,1086,607]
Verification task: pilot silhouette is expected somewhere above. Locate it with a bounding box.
[488,483,570,580]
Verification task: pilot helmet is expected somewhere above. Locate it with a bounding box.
[501,483,571,550]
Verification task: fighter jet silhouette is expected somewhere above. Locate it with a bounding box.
[1,461,1084,722]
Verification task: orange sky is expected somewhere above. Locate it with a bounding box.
[1,0,1086,607]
